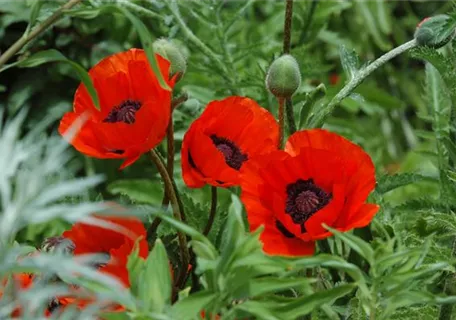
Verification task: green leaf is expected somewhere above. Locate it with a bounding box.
[127,244,146,297]
[107,179,164,205]
[1,49,100,110]
[170,291,216,320]
[138,239,172,313]
[235,300,282,320]
[324,226,375,266]
[339,45,360,81]
[280,284,356,318]
[247,277,312,297]
[101,313,131,320]
[376,173,434,194]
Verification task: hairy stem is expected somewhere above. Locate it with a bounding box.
[309,39,418,128]
[149,150,189,289]
[0,0,83,68]
[285,99,297,135]
[283,0,293,54]
[171,92,189,110]
[203,187,218,236]
[278,97,285,149]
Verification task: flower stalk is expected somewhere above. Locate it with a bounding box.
[309,39,418,128]
[149,149,189,288]
[0,0,84,69]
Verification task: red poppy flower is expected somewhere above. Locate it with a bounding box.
[240,129,379,256]
[182,96,279,188]
[59,49,175,169]
[63,215,148,287]
[329,73,340,85]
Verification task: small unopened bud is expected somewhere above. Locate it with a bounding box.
[153,38,187,82]
[414,15,456,49]
[266,54,301,98]
[41,236,75,254]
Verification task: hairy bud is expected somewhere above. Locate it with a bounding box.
[266,54,301,98]
[153,38,187,82]
[414,15,456,49]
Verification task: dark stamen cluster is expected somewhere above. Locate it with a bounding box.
[285,179,331,231]
[210,135,248,170]
[103,99,142,124]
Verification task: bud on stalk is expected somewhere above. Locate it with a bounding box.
[153,38,187,82]
[414,14,456,49]
[266,54,301,98]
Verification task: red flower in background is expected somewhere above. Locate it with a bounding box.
[0,273,54,317]
[181,96,279,188]
[240,129,379,256]
[59,49,175,169]
[63,215,148,287]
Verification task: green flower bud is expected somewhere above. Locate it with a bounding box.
[266,54,301,98]
[153,38,187,81]
[414,15,456,49]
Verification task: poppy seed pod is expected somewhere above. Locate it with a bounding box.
[153,38,187,81]
[414,15,456,49]
[266,54,301,98]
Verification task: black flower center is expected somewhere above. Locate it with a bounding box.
[210,135,248,170]
[285,179,332,231]
[103,99,142,124]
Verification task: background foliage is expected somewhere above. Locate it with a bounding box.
[2,0,456,319]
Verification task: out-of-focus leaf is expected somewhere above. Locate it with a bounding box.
[1,49,100,110]
[107,179,164,205]
[170,291,216,320]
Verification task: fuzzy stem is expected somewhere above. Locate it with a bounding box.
[278,97,285,149]
[285,99,297,135]
[149,150,189,288]
[0,0,83,68]
[283,0,293,54]
[171,92,189,110]
[203,187,218,236]
[309,39,418,128]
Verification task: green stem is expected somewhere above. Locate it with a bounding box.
[203,187,218,236]
[283,0,294,54]
[285,99,296,134]
[0,0,84,68]
[309,39,418,128]
[278,97,285,149]
[149,150,189,287]
[171,92,189,110]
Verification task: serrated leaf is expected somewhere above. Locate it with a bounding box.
[107,179,163,205]
[376,173,434,194]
